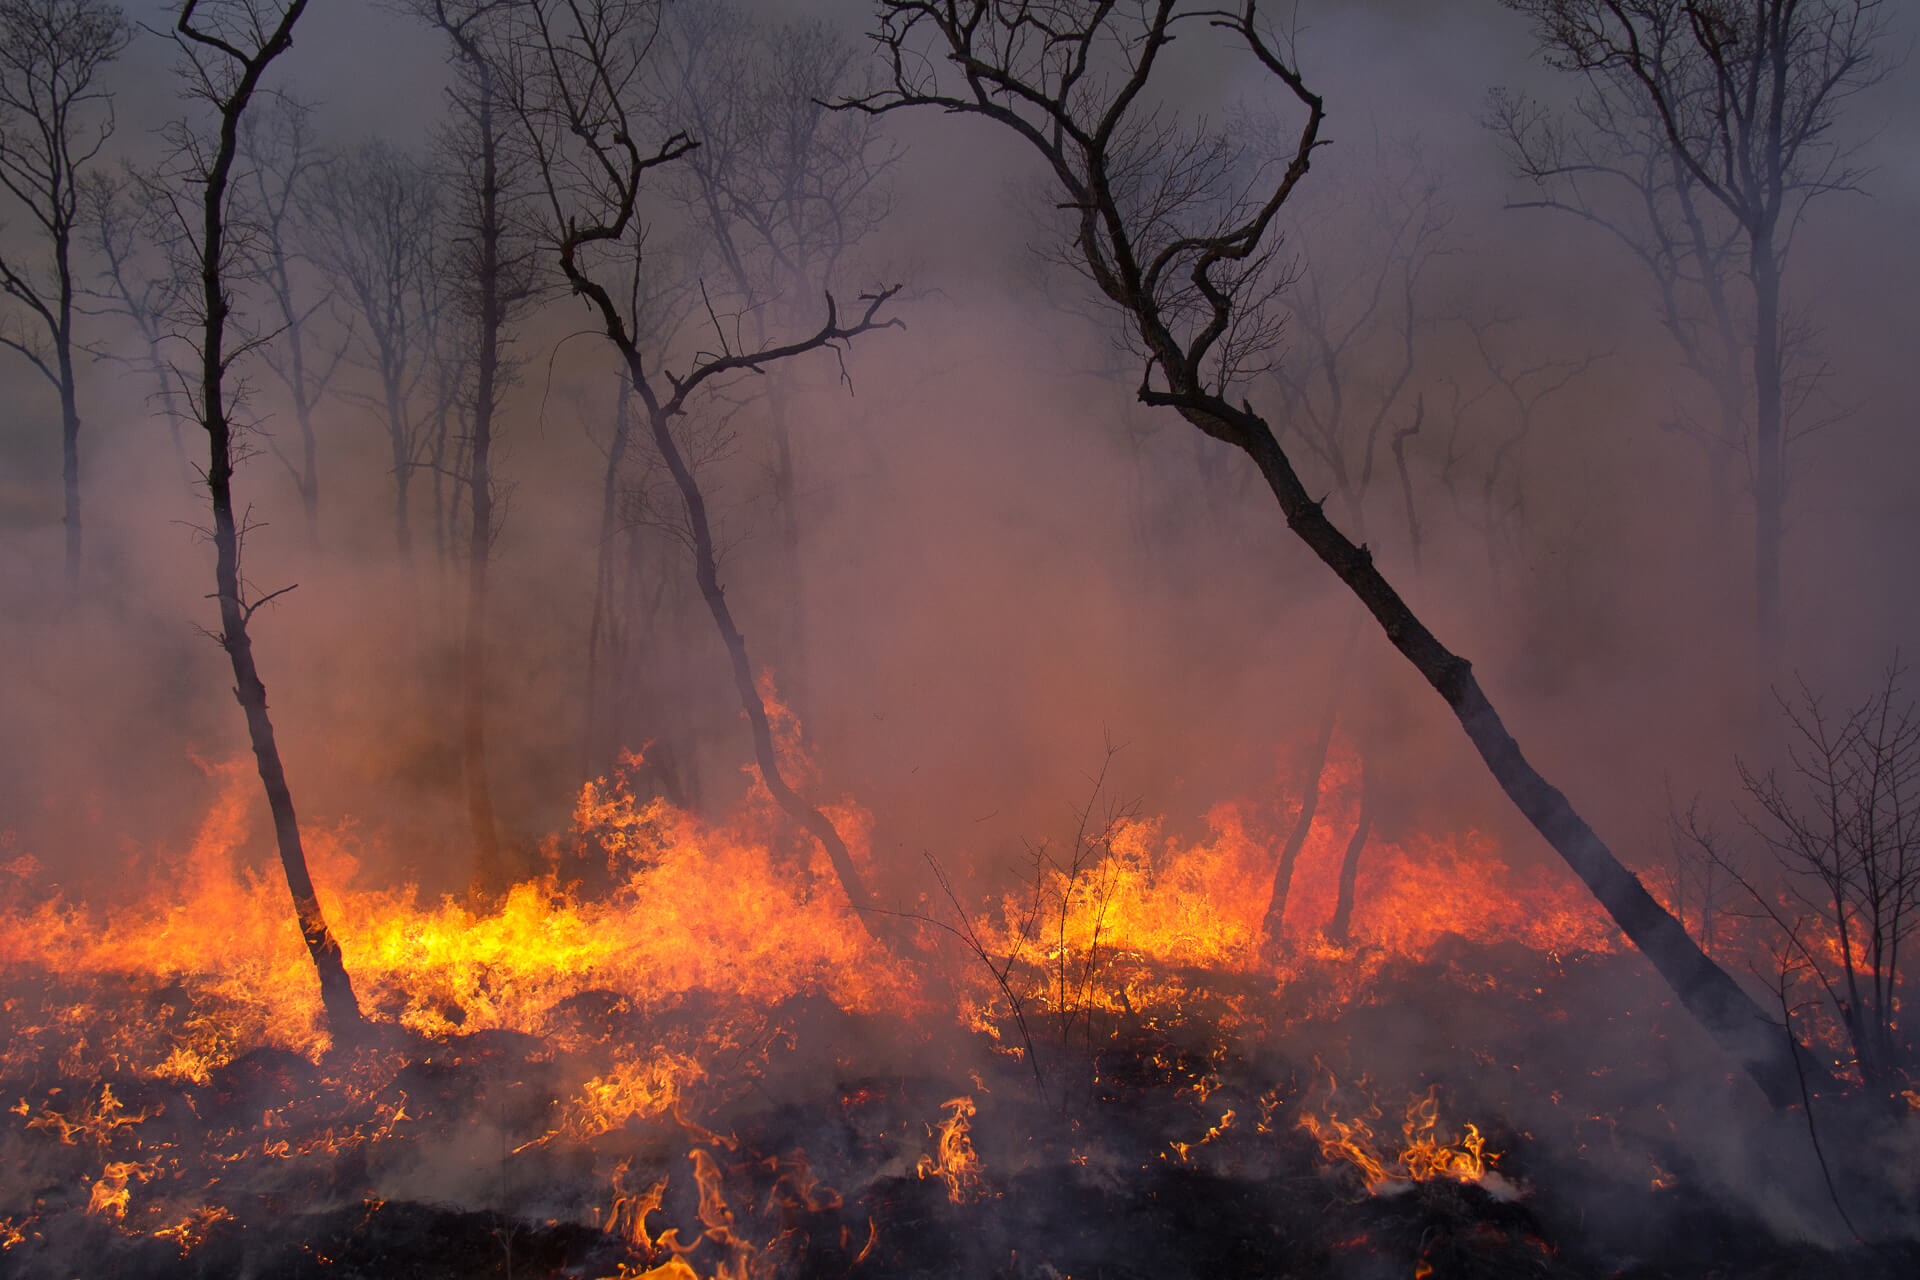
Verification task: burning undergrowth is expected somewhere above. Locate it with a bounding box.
[3,750,1918,1278]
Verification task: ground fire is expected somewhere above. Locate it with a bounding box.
[3,0,1919,1275]
[5,727,1914,1278]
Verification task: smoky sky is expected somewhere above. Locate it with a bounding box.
[0,0,1916,915]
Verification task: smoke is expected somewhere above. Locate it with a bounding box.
[2,0,1919,1268]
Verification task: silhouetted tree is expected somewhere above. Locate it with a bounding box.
[165,0,362,1036]
[490,0,901,920]
[416,0,540,882]
[305,137,442,565]
[854,0,1814,1108]
[1495,0,1888,654]
[0,0,129,579]
[1254,134,1449,955]
[1697,668,1920,1099]
[655,2,900,724]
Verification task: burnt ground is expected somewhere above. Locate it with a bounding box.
[3,938,1918,1279]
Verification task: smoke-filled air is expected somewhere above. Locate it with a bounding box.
[3,0,1920,1276]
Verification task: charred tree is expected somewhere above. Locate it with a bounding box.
[1495,0,1888,655]
[488,0,900,921]
[1260,670,1341,959]
[0,0,129,580]
[855,0,1813,1108]
[169,0,361,1037]
[1325,748,1375,946]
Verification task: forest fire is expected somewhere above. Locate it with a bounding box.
[0,735,1762,1278]
[2,0,1918,1273]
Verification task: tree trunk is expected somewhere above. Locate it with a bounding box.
[1325,748,1373,946]
[57,337,81,582]
[463,62,504,884]
[55,224,81,581]
[1176,394,1810,1108]
[585,369,633,777]
[642,394,876,921]
[203,320,361,1039]
[185,0,362,1040]
[1258,692,1338,959]
[764,370,811,736]
[1750,233,1784,659]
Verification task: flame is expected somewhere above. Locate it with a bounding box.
[86,1158,156,1219]
[915,1095,984,1202]
[1,731,1624,1263]
[1297,1075,1496,1193]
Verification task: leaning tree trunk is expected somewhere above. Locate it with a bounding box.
[642,394,876,920]
[1175,391,1810,1108]
[185,0,362,1039]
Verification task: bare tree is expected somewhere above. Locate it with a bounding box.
[1714,669,1920,1097]
[163,0,361,1036]
[0,0,129,579]
[1252,133,1448,954]
[654,2,900,725]
[487,0,901,920]
[78,167,191,483]
[304,137,443,565]
[1495,0,1889,654]
[236,93,344,545]
[411,0,540,882]
[853,0,1813,1108]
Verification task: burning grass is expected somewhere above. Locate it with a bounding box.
[2,746,1915,1277]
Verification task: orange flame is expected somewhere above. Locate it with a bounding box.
[1297,1076,1495,1193]
[915,1095,984,1202]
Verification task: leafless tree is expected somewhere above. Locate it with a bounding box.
[1711,669,1920,1097]
[161,0,362,1036]
[1253,133,1448,954]
[0,0,129,579]
[653,2,900,726]
[1494,0,1890,654]
[78,166,191,483]
[235,93,344,545]
[304,137,443,565]
[482,0,902,920]
[851,0,1814,1108]
[410,0,541,883]
[1437,316,1601,569]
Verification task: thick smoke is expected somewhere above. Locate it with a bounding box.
[1,0,1918,1266]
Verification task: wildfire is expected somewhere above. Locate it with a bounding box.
[0,732,1629,1271]
[1296,1075,1498,1194]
